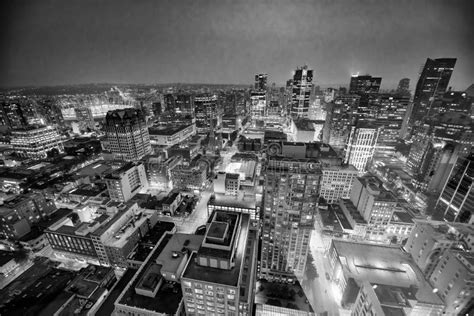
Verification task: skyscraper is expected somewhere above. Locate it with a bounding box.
[104,108,152,161]
[434,154,473,224]
[261,144,322,282]
[255,73,268,91]
[396,78,410,95]
[195,94,219,135]
[344,123,380,173]
[290,66,313,118]
[410,58,457,125]
[349,74,382,95]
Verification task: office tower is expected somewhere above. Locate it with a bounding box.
[105,162,148,202]
[349,74,382,95]
[325,95,359,151]
[250,90,267,121]
[290,66,313,118]
[403,221,473,278]
[437,90,472,115]
[364,94,409,153]
[410,58,456,125]
[255,73,268,91]
[397,78,410,94]
[434,154,473,223]
[181,210,258,315]
[163,93,176,113]
[175,93,194,116]
[428,249,474,314]
[349,175,398,241]
[409,140,458,192]
[195,94,219,135]
[261,148,321,282]
[10,125,64,159]
[343,123,380,173]
[320,164,358,204]
[103,108,151,161]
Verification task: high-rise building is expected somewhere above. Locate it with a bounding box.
[344,123,380,173]
[103,108,152,161]
[105,162,148,202]
[320,164,358,204]
[290,66,313,118]
[428,249,474,314]
[325,95,359,151]
[250,90,267,121]
[434,154,473,224]
[261,148,321,282]
[195,94,219,135]
[410,58,456,125]
[255,73,268,91]
[181,210,258,315]
[349,175,398,241]
[403,221,473,278]
[349,74,382,95]
[10,125,64,159]
[175,93,194,116]
[397,78,410,95]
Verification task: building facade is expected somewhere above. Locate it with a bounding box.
[10,125,64,159]
[344,125,380,174]
[105,162,148,202]
[260,156,320,281]
[290,66,313,119]
[103,108,152,161]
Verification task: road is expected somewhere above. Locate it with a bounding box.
[301,215,340,315]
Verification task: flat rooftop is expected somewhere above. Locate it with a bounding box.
[149,124,191,136]
[76,162,112,177]
[182,213,250,286]
[209,192,257,210]
[391,211,414,224]
[156,233,203,274]
[102,212,150,249]
[331,240,443,306]
[339,199,367,224]
[118,234,183,314]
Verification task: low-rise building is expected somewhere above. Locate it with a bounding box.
[10,125,64,159]
[105,162,148,202]
[148,123,196,147]
[170,166,206,192]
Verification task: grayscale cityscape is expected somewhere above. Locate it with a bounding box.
[0,1,472,315]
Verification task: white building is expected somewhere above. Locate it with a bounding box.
[344,125,380,173]
[10,125,64,159]
[320,164,358,203]
[105,162,148,202]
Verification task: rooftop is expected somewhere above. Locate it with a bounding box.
[0,250,15,266]
[118,234,183,314]
[182,213,250,286]
[331,240,443,306]
[390,211,414,224]
[104,162,137,180]
[148,124,192,136]
[209,192,257,210]
[156,233,203,275]
[294,119,316,131]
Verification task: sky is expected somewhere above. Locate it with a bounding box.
[0,0,473,89]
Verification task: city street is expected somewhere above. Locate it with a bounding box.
[302,217,340,315]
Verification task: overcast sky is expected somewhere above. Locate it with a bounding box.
[0,0,472,89]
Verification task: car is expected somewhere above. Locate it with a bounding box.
[325,272,330,281]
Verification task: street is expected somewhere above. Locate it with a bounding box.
[301,216,340,315]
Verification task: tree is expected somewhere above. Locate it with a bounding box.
[306,253,318,280]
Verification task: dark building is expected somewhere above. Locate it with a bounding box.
[255,73,268,91]
[103,108,152,161]
[434,154,473,224]
[175,93,194,116]
[194,94,219,135]
[410,58,457,125]
[397,78,410,95]
[290,66,313,118]
[349,75,382,95]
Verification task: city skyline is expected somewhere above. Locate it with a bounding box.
[1,0,473,89]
